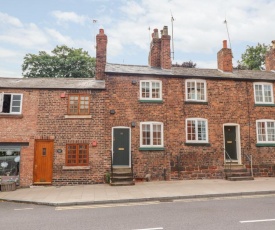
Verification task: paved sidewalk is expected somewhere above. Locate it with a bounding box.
[1,178,275,206]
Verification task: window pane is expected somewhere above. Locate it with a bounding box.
[267,122,275,141]
[257,122,266,141]
[197,120,206,141]
[152,82,160,99]
[152,124,162,145]
[13,95,21,100]
[255,85,263,102]
[79,96,89,114]
[187,120,196,140]
[197,82,205,100]
[264,85,272,102]
[11,94,21,113]
[142,124,151,145]
[187,82,196,100]
[69,96,79,114]
[141,82,150,98]
[67,145,77,164]
[78,145,88,164]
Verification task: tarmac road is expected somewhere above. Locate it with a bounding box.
[1,194,275,230]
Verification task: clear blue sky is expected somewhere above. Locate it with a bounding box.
[0,0,274,77]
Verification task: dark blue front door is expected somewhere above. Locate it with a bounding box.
[224,126,237,160]
[112,128,130,166]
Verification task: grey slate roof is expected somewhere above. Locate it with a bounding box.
[105,63,275,81]
[0,78,105,89]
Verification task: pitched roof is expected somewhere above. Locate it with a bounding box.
[0,78,105,89]
[105,63,275,81]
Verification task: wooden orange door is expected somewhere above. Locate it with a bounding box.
[33,140,54,184]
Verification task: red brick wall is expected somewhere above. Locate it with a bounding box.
[35,89,107,185]
[105,75,275,180]
[0,89,39,186]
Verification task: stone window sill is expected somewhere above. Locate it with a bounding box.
[254,104,275,107]
[64,115,92,119]
[184,142,211,146]
[62,166,90,170]
[139,100,163,103]
[0,114,23,119]
[139,147,165,151]
[256,143,275,147]
[185,101,208,105]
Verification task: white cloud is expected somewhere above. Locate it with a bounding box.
[45,28,75,46]
[102,0,275,65]
[51,11,88,25]
[0,48,18,58]
[0,12,23,27]
[0,23,49,49]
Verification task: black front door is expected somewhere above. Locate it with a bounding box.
[224,126,237,160]
[112,127,130,166]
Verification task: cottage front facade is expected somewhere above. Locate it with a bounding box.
[1,27,275,186]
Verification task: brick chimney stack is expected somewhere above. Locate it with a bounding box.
[217,40,233,72]
[161,26,171,69]
[265,40,275,71]
[148,26,171,69]
[148,29,161,68]
[96,29,107,80]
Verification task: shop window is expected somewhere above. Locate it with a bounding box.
[0,147,20,183]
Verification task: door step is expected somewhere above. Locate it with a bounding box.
[110,167,135,186]
[227,176,254,181]
[224,164,254,181]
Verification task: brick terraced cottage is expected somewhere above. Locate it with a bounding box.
[97,27,275,184]
[0,78,106,186]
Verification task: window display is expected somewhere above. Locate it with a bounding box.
[0,146,20,184]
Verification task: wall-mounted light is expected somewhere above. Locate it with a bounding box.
[131,122,136,127]
[110,110,115,114]
[132,80,137,85]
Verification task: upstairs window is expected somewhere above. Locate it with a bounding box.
[254,83,273,104]
[140,80,162,100]
[66,144,89,166]
[186,80,206,102]
[186,118,208,143]
[68,94,90,115]
[256,120,275,143]
[140,122,163,147]
[0,93,23,114]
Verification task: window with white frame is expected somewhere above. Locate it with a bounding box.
[186,80,206,101]
[256,120,275,143]
[0,93,23,114]
[254,83,273,104]
[140,80,162,100]
[186,118,208,143]
[140,122,163,147]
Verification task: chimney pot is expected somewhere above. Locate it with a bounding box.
[99,29,104,34]
[223,40,227,49]
[153,29,159,38]
[163,26,168,35]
